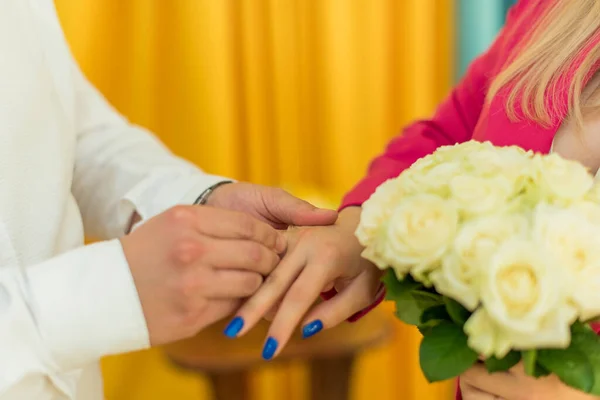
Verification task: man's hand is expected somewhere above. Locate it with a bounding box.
[205,183,338,229]
[120,205,287,346]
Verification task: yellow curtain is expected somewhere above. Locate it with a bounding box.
[54,1,455,399]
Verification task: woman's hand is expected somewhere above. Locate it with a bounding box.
[460,362,600,400]
[222,207,385,359]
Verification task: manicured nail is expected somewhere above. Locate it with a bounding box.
[223,317,244,338]
[262,337,278,360]
[302,320,323,339]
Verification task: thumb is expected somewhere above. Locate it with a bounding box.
[265,189,338,226]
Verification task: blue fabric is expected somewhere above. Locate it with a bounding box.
[456,0,515,80]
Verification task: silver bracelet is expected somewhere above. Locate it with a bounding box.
[193,181,234,205]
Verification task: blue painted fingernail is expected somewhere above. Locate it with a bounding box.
[302,320,323,339]
[224,317,244,338]
[262,337,278,360]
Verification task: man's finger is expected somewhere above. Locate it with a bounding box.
[263,188,338,227]
[203,270,264,299]
[192,206,286,253]
[201,238,280,276]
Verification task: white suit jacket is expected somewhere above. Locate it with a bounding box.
[0,0,228,398]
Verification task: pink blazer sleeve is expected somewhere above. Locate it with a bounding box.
[331,0,558,392]
[332,2,530,324]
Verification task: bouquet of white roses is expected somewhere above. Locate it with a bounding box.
[357,141,600,394]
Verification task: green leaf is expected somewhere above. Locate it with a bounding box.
[418,320,439,337]
[419,322,479,382]
[418,305,451,337]
[538,346,594,393]
[421,305,451,325]
[396,290,444,326]
[533,363,551,378]
[444,298,471,326]
[570,323,600,394]
[382,269,421,299]
[383,270,444,326]
[522,350,537,377]
[484,351,521,373]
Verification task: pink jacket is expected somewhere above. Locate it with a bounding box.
[338,0,600,397]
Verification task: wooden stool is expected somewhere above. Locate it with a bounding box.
[163,308,394,400]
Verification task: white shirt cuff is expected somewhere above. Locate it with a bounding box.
[25,239,149,371]
[122,171,233,231]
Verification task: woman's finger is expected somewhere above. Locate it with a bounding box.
[461,364,517,399]
[222,248,306,339]
[459,380,501,400]
[259,265,330,360]
[263,300,281,321]
[300,269,383,336]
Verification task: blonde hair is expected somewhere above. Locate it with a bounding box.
[487,0,600,127]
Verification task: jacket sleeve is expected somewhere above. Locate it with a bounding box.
[336,0,531,323]
[0,239,149,397]
[70,61,231,240]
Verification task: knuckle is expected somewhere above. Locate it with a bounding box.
[176,273,201,300]
[237,215,258,239]
[171,238,204,265]
[245,243,264,264]
[166,205,194,227]
[241,273,263,295]
[267,251,280,270]
[171,272,211,327]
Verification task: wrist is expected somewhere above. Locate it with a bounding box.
[195,181,234,207]
[336,206,362,230]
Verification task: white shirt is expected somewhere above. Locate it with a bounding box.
[0,1,229,399]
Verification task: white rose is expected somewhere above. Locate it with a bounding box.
[449,175,515,217]
[412,162,463,197]
[465,145,530,177]
[533,204,600,321]
[586,182,600,204]
[408,154,439,175]
[434,141,491,162]
[573,201,600,225]
[536,153,594,202]
[480,239,575,349]
[430,214,527,311]
[465,304,577,358]
[383,194,458,279]
[464,308,513,359]
[357,178,405,246]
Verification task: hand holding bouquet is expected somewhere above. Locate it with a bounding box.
[357,141,600,394]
